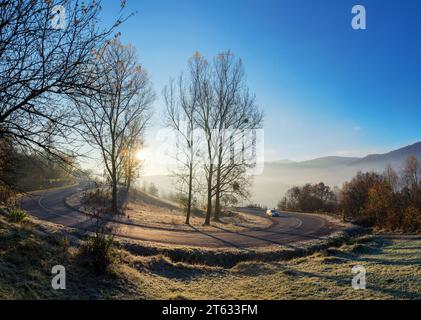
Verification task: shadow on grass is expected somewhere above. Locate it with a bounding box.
[282,267,420,299]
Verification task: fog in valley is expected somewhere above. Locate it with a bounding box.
[141,142,421,207]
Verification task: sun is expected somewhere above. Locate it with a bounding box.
[136,149,148,161]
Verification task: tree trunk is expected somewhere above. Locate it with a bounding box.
[112,179,118,215]
[213,163,221,221]
[204,163,213,225]
[111,159,118,215]
[186,162,193,225]
[126,174,131,192]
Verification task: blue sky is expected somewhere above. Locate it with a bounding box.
[100,0,421,166]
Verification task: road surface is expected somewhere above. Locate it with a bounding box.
[22,185,339,249]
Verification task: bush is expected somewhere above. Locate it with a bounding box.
[85,230,115,274]
[82,188,112,207]
[7,208,28,223]
[58,236,70,254]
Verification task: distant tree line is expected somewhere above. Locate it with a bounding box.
[278,182,338,213]
[341,156,420,232]
[278,156,421,233]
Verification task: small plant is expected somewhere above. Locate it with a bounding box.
[58,236,70,254]
[7,208,28,223]
[85,228,115,274]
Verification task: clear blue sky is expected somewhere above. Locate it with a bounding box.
[100,0,421,164]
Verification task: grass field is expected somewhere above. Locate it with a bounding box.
[0,212,419,300]
[69,188,273,232]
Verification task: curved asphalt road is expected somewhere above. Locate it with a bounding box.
[22,185,337,249]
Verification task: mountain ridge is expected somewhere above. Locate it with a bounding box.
[350,141,421,167]
[272,141,421,168]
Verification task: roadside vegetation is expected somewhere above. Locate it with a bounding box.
[278,156,421,233]
[0,213,419,299]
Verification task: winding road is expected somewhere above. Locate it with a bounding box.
[21,184,339,249]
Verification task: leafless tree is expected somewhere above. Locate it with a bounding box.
[191,52,217,225]
[0,0,128,167]
[72,39,154,214]
[211,51,263,220]
[163,71,202,224]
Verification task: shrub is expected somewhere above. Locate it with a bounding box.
[85,230,115,274]
[58,236,70,254]
[82,188,112,207]
[7,208,28,223]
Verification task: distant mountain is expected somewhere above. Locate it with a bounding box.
[350,141,421,168]
[270,141,421,170]
[297,156,361,168]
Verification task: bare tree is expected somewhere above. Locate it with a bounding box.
[0,0,128,166]
[72,39,154,214]
[211,51,263,220]
[163,71,200,224]
[190,52,216,225]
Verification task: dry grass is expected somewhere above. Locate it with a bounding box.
[122,202,271,233]
[114,235,421,300]
[71,188,272,232]
[0,212,419,300]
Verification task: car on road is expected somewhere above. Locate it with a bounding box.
[266,209,281,217]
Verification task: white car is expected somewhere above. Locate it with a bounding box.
[266,209,281,217]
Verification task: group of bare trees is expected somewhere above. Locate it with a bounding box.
[0,1,153,214]
[164,51,263,225]
[72,39,154,214]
